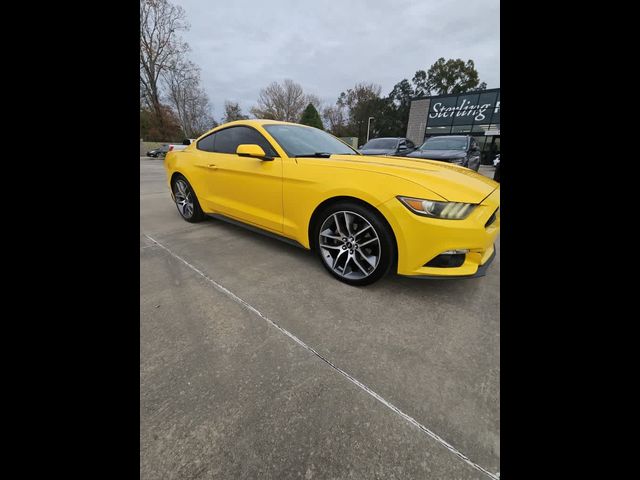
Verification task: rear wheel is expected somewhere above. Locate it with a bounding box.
[313,202,395,286]
[172,175,206,223]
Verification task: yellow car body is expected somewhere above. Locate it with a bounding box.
[164,119,500,279]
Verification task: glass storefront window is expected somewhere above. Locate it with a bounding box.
[426,126,452,135]
[492,137,500,154]
[490,92,500,125]
[474,136,488,150]
[476,91,498,124]
[451,125,473,133]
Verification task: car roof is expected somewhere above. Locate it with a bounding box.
[219,119,309,127]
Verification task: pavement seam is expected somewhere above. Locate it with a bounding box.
[144,233,500,480]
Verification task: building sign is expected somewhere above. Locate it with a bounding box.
[424,88,500,134]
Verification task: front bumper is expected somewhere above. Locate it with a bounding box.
[401,247,496,279]
[379,187,500,278]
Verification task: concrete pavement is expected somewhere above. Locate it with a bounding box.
[140,157,500,479]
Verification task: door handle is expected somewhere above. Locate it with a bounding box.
[207,164,217,170]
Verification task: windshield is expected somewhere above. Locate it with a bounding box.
[420,137,467,151]
[362,138,398,150]
[263,124,358,157]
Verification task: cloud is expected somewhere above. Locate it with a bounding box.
[174,0,500,119]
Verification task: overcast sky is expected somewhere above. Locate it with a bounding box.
[174,0,499,119]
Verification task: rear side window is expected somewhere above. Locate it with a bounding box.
[197,133,216,152]
[213,126,277,156]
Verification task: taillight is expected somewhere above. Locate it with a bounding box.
[168,145,174,151]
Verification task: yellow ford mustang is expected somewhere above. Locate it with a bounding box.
[164,120,500,286]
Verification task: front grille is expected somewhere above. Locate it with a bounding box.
[485,208,499,228]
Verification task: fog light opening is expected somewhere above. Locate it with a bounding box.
[424,250,468,268]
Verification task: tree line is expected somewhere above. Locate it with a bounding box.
[140,0,488,142]
[221,56,486,142]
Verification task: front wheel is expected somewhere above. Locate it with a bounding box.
[313,202,395,286]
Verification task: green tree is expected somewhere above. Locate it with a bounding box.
[415,58,486,96]
[223,101,248,122]
[385,78,416,135]
[337,83,384,142]
[299,103,324,129]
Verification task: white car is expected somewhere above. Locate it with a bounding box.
[168,139,196,153]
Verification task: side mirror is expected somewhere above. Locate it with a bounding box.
[236,144,273,161]
[182,139,191,145]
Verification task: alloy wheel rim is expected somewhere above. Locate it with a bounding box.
[318,210,380,280]
[174,180,194,218]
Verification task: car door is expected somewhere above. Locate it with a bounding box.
[193,126,283,233]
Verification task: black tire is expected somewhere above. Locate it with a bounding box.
[171,175,206,223]
[313,201,396,286]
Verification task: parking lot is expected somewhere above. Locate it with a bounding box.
[140,157,500,479]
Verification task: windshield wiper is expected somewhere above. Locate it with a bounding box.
[294,152,332,158]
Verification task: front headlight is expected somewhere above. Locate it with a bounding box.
[397,196,476,219]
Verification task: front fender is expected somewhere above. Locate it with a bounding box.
[282,166,440,249]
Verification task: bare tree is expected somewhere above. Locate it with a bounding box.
[163,59,215,137]
[223,101,249,123]
[250,79,317,122]
[140,0,189,125]
[322,104,348,136]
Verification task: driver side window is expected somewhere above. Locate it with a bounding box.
[196,126,277,156]
[214,127,277,157]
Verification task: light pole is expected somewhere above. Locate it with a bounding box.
[366,116,374,142]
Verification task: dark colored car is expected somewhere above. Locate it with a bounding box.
[359,137,416,156]
[407,135,481,171]
[147,144,170,158]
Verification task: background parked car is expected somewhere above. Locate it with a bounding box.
[147,144,169,158]
[359,137,416,156]
[407,135,481,171]
[166,139,197,154]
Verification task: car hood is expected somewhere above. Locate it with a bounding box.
[407,149,466,160]
[311,154,498,204]
[359,148,396,155]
